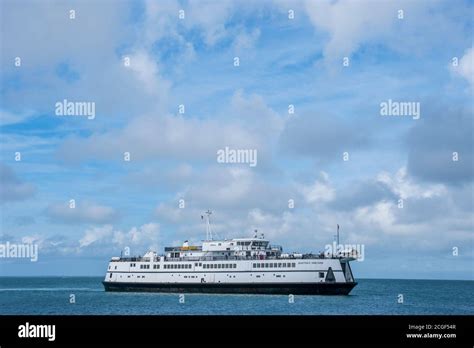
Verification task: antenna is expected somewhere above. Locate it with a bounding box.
[203,210,213,241]
[337,224,340,246]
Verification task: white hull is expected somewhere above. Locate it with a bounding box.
[103,258,356,294]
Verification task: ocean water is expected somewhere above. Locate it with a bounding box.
[0,277,472,315]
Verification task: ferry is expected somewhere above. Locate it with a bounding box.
[103,211,358,295]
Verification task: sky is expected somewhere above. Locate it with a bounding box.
[0,0,473,279]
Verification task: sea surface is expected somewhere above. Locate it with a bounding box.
[0,277,472,315]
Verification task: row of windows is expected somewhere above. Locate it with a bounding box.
[164,264,192,269]
[203,263,237,269]
[132,262,298,270]
[133,263,239,270]
[252,262,296,268]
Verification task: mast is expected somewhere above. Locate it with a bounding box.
[337,224,340,246]
[203,210,213,241]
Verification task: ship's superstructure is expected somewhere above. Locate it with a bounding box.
[103,211,358,295]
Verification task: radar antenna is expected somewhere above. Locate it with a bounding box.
[202,210,213,241]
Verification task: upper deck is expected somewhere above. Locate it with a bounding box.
[109,211,359,263]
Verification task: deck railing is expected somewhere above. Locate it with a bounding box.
[111,253,335,262]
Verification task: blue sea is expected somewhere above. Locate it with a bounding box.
[0,277,472,315]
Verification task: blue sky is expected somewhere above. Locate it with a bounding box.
[0,0,473,279]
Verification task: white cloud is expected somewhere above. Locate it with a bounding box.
[186,0,235,45]
[46,201,120,224]
[129,223,160,246]
[304,0,400,61]
[299,171,335,203]
[79,225,114,248]
[78,223,160,252]
[451,47,474,87]
[155,203,186,223]
[230,89,284,138]
[142,0,235,47]
[142,0,181,43]
[127,50,171,97]
[233,28,261,53]
[377,167,447,200]
[354,201,396,232]
[57,111,262,164]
